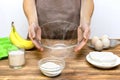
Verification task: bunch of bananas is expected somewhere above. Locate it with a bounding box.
[9,22,34,50]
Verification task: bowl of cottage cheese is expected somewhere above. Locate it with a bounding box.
[86,52,120,69]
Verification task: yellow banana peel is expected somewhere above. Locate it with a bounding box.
[9,22,34,50]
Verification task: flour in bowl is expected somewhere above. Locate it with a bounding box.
[41,62,61,69]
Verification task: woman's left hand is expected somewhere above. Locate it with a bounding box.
[74,23,90,52]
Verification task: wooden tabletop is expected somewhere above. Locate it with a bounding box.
[0,41,120,80]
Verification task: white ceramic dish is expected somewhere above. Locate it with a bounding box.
[86,53,120,69]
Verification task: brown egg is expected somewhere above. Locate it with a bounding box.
[94,40,103,51]
[91,36,99,46]
[100,35,109,40]
[101,38,110,48]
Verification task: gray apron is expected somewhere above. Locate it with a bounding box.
[36,0,81,39]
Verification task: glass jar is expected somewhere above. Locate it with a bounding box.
[8,49,25,69]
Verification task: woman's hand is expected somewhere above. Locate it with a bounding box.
[28,23,43,51]
[74,23,90,52]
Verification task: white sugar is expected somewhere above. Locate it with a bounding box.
[41,62,60,69]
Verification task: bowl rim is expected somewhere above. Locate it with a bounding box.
[42,43,77,50]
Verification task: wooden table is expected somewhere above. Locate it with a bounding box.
[0,41,120,80]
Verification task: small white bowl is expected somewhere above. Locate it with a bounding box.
[38,57,65,77]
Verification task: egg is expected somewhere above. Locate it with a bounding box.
[91,36,99,46]
[94,40,103,51]
[100,35,109,40]
[101,38,110,48]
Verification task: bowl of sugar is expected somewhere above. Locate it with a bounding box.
[38,57,65,77]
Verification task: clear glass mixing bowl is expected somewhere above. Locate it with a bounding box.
[40,20,83,58]
[38,57,65,77]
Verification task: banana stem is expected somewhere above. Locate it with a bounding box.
[11,22,15,31]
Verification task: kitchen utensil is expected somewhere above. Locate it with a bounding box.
[38,57,65,77]
[40,20,83,58]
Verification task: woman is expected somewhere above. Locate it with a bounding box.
[23,0,94,52]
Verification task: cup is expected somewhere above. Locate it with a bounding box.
[8,49,25,69]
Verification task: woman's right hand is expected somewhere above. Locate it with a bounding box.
[28,23,43,51]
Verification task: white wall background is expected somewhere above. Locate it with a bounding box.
[90,0,120,39]
[0,0,28,38]
[0,0,120,39]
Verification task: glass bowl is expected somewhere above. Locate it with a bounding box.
[40,20,83,58]
[38,57,65,77]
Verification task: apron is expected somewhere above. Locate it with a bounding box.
[36,0,81,39]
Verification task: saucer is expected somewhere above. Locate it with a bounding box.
[86,53,120,69]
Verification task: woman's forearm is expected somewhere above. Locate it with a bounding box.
[80,0,94,25]
[23,0,38,25]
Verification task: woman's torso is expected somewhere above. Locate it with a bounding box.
[36,0,81,39]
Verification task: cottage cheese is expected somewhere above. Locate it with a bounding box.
[89,52,117,66]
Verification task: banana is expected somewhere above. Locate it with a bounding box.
[9,22,34,49]
[9,26,25,49]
